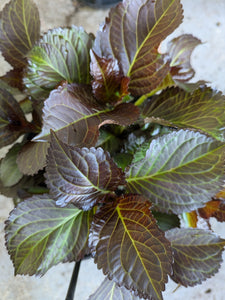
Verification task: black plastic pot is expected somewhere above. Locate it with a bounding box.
[76,0,121,8]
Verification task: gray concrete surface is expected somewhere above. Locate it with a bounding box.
[0,0,225,299]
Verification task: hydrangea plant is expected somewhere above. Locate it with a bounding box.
[1,0,225,299]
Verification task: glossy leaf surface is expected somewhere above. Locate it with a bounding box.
[166,228,225,286]
[94,0,183,95]
[0,0,40,68]
[126,130,225,213]
[0,88,30,147]
[89,277,141,300]
[24,26,94,99]
[46,132,126,209]
[33,83,139,147]
[5,194,92,275]
[90,195,172,300]
[17,141,49,175]
[90,51,128,104]
[142,87,225,141]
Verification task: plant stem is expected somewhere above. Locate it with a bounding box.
[65,260,81,300]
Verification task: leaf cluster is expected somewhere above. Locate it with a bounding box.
[1,0,225,299]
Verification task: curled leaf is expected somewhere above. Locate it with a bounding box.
[168,34,201,82]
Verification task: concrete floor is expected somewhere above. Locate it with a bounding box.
[0,0,225,299]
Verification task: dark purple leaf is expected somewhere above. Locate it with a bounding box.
[0,88,31,147]
[168,34,201,82]
[46,132,126,209]
[94,0,183,96]
[17,141,49,175]
[0,0,40,68]
[142,87,225,141]
[90,50,128,104]
[126,130,225,214]
[90,194,172,300]
[33,82,139,147]
[166,228,225,287]
[0,68,25,91]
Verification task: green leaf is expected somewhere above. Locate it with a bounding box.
[142,87,225,141]
[0,78,22,96]
[24,26,94,99]
[0,0,40,68]
[32,82,139,147]
[94,0,183,96]
[18,97,33,114]
[46,132,126,209]
[113,153,133,171]
[168,34,201,82]
[165,228,225,287]
[96,128,121,153]
[5,194,93,276]
[90,194,172,300]
[0,88,31,147]
[152,211,180,231]
[89,277,141,300]
[132,141,151,163]
[0,143,23,187]
[17,141,49,175]
[126,130,225,213]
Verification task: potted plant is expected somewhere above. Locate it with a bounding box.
[1,0,225,299]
